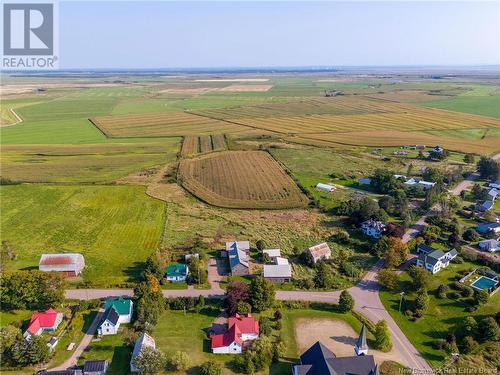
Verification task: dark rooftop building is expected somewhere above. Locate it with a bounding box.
[38,371,83,375]
[83,360,108,375]
[292,341,378,375]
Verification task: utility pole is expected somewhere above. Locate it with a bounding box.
[399,291,405,313]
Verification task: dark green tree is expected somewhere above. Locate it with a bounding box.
[374,320,392,351]
[249,276,275,312]
[478,156,499,179]
[338,290,354,312]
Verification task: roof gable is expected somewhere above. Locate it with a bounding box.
[104,297,132,315]
[166,263,188,277]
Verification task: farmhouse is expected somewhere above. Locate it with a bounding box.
[263,248,281,260]
[24,308,63,340]
[488,188,498,201]
[479,239,500,252]
[478,200,494,212]
[306,243,331,264]
[211,314,259,354]
[264,257,292,283]
[166,263,189,282]
[432,145,443,154]
[488,180,500,189]
[83,360,109,375]
[404,178,436,190]
[97,297,133,336]
[361,219,386,239]
[130,333,156,373]
[39,253,85,276]
[316,183,335,192]
[227,241,250,275]
[416,244,457,274]
[292,341,378,375]
[476,222,500,235]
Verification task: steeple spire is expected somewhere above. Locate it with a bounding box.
[355,324,369,356]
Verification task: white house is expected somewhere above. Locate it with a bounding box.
[211,314,259,354]
[479,239,500,253]
[166,263,189,282]
[416,245,458,274]
[97,298,133,336]
[316,183,335,192]
[361,219,386,239]
[130,333,156,373]
[404,178,436,190]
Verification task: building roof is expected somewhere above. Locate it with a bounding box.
[101,306,120,326]
[480,200,494,210]
[361,219,386,232]
[131,333,156,362]
[39,253,85,272]
[275,257,289,265]
[316,183,335,191]
[263,249,281,258]
[26,308,60,335]
[293,341,378,375]
[225,241,249,252]
[477,222,500,233]
[418,249,446,266]
[104,297,132,316]
[447,249,458,258]
[38,371,82,375]
[211,314,259,349]
[358,178,372,185]
[307,243,331,260]
[417,243,437,254]
[356,324,368,351]
[166,263,188,277]
[264,264,292,278]
[488,189,498,198]
[83,360,108,372]
[227,241,249,270]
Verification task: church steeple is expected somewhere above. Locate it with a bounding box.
[355,324,369,356]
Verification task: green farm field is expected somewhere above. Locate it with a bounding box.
[0,185,165,286]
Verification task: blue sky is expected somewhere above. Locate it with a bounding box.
[60,1,500,68]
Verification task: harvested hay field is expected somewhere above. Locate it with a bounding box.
[217,84,273,92]
[366,90,452,103]
[292,130,500,155]
[227,106,500,135]
[91,112,252,137]
[178,151,308,209]
[191,97,400,119]
[180,134,227,156]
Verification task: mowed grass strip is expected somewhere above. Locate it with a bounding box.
[178,151,309,209]
[91,111,252,137]
[0,185,165,286]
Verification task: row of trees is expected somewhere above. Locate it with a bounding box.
[225,276,275,315]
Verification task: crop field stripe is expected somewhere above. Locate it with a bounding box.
[178,151,308,209]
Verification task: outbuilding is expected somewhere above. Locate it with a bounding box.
[316,183,335,192]
[39,253,85,276]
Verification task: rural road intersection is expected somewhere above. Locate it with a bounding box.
[64,156,500,371]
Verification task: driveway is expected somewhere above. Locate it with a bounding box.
[50,308,104,371]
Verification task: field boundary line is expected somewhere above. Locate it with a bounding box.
[1,108,24,127]
[88,118,112,138]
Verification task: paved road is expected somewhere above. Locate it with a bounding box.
[50,308,104,371]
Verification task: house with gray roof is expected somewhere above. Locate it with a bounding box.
[226,241,250,276]
[416,245,457,274]
[479,239,500,253]
[292,341,378,375]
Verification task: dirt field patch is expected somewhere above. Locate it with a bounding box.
[294,318,401,364]
[178,151,309,209]
[217,85,273,92]
[180,134,227,156]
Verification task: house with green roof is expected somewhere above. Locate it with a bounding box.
[97,297,133,336]
[166,263,189,282]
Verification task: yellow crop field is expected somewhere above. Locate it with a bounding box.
[178,151,308,209]
[91,111,252,137]
[180,134,227,157]
[227,106,500,135]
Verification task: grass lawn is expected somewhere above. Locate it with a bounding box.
[0,309,32,327]
[0,185,165,286]
[379,261,500,367]
[422,96,500,119]
[78,329,131,375]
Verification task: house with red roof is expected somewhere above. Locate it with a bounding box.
[211,313,259,354]
[23,308,63,340]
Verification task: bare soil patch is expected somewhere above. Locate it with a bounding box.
[294,318,402,364]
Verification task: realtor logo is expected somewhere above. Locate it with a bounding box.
[2,1,58,69]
